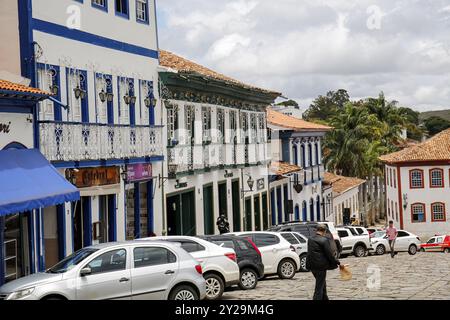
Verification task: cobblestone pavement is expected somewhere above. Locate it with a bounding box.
[222,253,450,300]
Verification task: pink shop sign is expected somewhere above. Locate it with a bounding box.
[127,163,153,182]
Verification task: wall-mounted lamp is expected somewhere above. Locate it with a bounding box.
[50,84,59,95]
[74,86,86,100]
[402,193,408,210]
[107,92,114,102]
[241,175,254,197]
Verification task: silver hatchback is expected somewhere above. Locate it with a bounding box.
[0,241,206,300]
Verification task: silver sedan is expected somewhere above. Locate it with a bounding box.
[0,241,206,300]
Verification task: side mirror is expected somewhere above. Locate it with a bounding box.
[80,267,92,277]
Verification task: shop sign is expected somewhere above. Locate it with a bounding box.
[257,178,265,191]
[70,167,120,188]
[0,122,11,134]
[127,163,153,182]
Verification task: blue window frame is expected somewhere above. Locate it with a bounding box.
[92,0,108,11]
[79,70,89,123]
[115,0,129,19]
[301,145,306,168]
[293,144,298,166]
[37,63,62,121]
[95,73,114,124]
[308,143,312,167]
[128,79,136,126]
[270,189,276,226]
[302,201,307,221]
[136,0,149,24]
[315,143,319,165]
[139,80,155,125]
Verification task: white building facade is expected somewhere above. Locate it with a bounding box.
[158,51,280,235]
[0,0,163,272]
[380,129,450,239]
[322,172,365,225]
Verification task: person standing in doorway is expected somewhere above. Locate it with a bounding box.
[216,214,230,234]
[306,224,344,300]
[386,220,398,258]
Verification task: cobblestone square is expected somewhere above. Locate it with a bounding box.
[223,253,450,300]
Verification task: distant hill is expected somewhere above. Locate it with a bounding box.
[420,109,450,122]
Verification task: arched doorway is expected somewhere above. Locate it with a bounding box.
[316,196,321,221]
[295,205,300,220]
[302,201,307,221]
[309,198,314,221]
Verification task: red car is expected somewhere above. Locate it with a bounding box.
[420,235,450,253]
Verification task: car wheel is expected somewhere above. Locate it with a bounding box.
[277,259,296,279]
[204,273,224,300]
[299,254,308,272]
[375,244,386,255]
[169,285,199,301]
[354,245,366,257]
[408,244,418,255]
[238,268,258,290]
[443,248,450,253]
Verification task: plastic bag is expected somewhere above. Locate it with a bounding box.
[340,264,352,281]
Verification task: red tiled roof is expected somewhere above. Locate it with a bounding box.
[270,161,302,176]
[323,172,366,195]
[0,79,51,96]
[267,108,332,132]
[159,50,281,95]
[379,128,450,164]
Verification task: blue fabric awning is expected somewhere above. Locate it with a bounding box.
[0,149,80,216]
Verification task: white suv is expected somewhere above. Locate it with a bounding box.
[142,236,239,300]
[228,232,300,279]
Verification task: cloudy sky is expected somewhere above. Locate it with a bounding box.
[157,0,450,112]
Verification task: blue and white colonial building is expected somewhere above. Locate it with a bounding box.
[0,0,163,282]
[267,109,332,224]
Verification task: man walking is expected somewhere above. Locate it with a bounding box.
[386,220,398,258]
[306,224,344,300]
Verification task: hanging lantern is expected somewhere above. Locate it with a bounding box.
[123,94,131,105]
[74,86,82,99]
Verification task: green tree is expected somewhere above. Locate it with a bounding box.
[303,89,349,122]
[423,116,450,136]
[276,99,299,108]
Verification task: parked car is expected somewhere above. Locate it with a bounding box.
[336,227,373,257]
[270,221,342,258]
[420,235,450,253]
[141,236,239,300]
[370,230,421,255]
[199,234,264,290]
[0,241,206,300]
[340,225,370,236]
[228,231,300,279]
[278,231,309,271]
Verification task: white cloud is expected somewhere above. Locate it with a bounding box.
[158,0,450,111]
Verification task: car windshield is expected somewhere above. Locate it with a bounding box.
[47,248,98,273]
